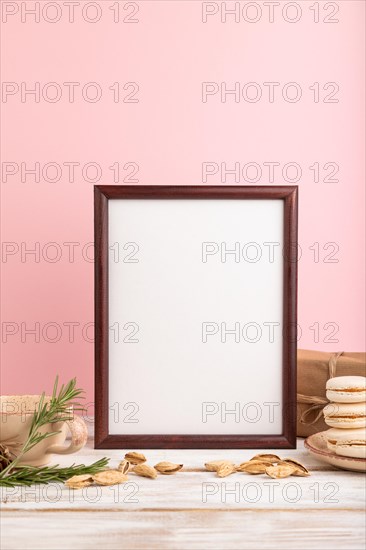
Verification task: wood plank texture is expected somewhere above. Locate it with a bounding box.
[1,430,364,549]
[1,510,365,550]
[1,469,363,511]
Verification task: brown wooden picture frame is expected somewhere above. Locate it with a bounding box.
[94,185,298,449]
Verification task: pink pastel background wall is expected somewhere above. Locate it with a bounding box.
[1,0,365,402]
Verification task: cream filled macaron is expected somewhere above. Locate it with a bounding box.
[323,402,366,429]
[326,376,366,403]
[325,428,366,459]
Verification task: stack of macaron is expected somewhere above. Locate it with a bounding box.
[323,376,366,460]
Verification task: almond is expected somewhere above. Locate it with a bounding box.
[250,454,280,464]
[132,464,157,479]
[65,474,93,489]
[124,451,146,465]
[92,470,129,486]
[117,459,131,475]
[216,462,236,478]
[204,460,228,472]
[236,460,272,474]
[154,461,183,474]
[265,464,296,479]
[281,458,310,477]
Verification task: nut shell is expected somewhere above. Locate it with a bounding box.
[124,452,147,465]
[132,464,158,479]
[154,461,183,474]
[216,462,236,478]
[281,458,310,476]
[236,460,272,474]
[117,460,131,474]
[250,454,280,464]
[65,474,93,489]
[265,464,296,479]
[204,460,228,472]
[92,470,128,486]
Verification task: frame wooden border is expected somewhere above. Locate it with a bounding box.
[95,186,298,449]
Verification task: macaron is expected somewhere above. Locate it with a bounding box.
[326,376,366,403]
[325,427,366,459]
[323,402,366,429]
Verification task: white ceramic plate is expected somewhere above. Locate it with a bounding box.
[305,431,366,472]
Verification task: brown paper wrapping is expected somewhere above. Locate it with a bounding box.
[297,349,366,437]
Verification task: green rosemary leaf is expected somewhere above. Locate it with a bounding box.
[0,376,87,480]
[0,458,109,487]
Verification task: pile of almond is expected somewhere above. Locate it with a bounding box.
[65,452,310,489]
[65,452,183,489]
[205,454,309,479]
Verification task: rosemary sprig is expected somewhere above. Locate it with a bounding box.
[0,458,109,487]
[0,377,109,486]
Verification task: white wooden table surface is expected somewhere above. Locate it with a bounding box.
[1,423,365,550]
